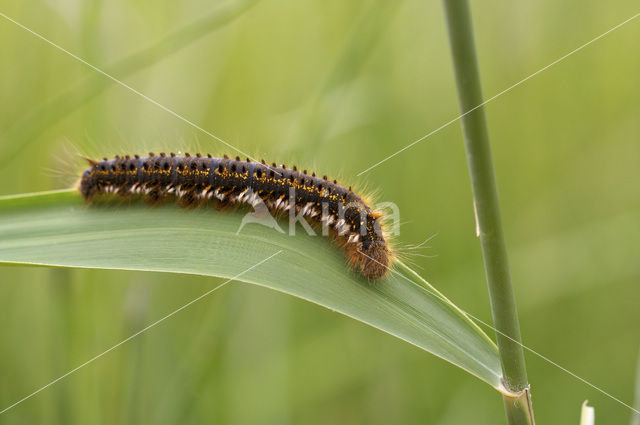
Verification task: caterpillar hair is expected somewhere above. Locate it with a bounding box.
[78,152,393,279]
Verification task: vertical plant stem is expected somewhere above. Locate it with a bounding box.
[441,1,534,423]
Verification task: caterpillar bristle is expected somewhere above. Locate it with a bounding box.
[78,154,391,280]
[82,156,99,167]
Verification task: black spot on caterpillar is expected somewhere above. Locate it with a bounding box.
[78,153,391,279]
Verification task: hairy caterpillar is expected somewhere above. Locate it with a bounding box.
[78,152,391,279]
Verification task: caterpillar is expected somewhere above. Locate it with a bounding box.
[78,152,391,279]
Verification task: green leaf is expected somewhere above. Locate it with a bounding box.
[0,189,501,388]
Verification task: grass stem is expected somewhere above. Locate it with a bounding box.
[441,1,534,423]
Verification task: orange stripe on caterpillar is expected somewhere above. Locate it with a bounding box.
[78,152,391,279]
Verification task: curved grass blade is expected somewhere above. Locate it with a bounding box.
[0,189,501,388]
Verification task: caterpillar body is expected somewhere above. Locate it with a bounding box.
[79,152,391,279]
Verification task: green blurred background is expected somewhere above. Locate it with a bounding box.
[1,0,639,423]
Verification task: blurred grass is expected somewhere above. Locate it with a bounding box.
[0,0,639,423]
[0,0,259,167]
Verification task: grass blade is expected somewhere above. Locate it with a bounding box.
[632,349,640,425]
[0,189,502,388]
